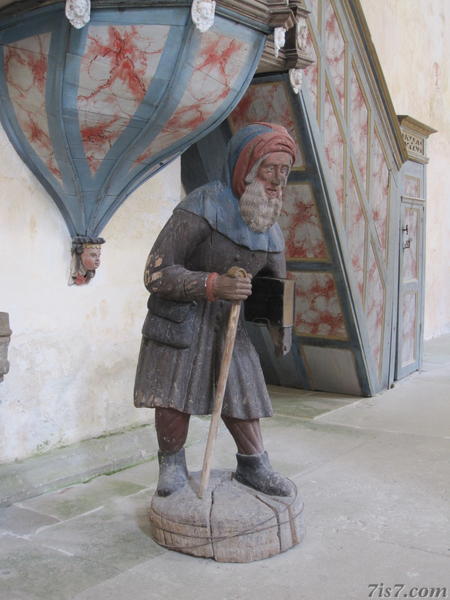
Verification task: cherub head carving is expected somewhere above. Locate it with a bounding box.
[289,68,303,94]
[296,17,309,52]
[65,0,91,29]
[191,0,216,33]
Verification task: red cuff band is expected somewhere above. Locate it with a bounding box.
[206,272,219,302]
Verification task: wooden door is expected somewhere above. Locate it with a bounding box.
[395,198,425,379]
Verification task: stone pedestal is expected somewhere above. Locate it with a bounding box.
[149,469,304,563]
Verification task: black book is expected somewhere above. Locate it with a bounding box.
[244,277,295,327]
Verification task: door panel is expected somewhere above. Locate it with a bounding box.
[396,200,424,379]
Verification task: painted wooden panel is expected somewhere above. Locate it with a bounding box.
[279,183,329,261]
[400,291,417,367]
[4,34,62,183]
[365,243,385,371]
[370,130,390,259]
[346,171,366,301]
[301,345,361,395]
[323,88,344,217]
[135,30,251,165]
[324,0,345,112]
[228,81,305,168]
[300,0,401,390]
[289,271,348,340]
[404,175,421,198]
[402,161,424,199]
[78,24,168,173]
[303,27,319,122]
[402,206,419,281]
[396,199,424,379]
[350,66,368,190]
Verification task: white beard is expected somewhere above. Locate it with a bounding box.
[239,179,283,233]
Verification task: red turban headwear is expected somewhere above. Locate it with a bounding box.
[231,122,297,198]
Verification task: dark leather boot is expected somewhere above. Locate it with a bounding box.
[235,451,293,496]
[157,448,189,497]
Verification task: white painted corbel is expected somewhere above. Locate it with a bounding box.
[289,68,303,94]
[191,0,216,33]
[274,26,286,58]
[296,16,309,52]
[65,0,91,29]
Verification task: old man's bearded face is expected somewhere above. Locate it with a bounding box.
[239,151,292,233]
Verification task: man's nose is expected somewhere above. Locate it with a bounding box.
[271,169,283,185]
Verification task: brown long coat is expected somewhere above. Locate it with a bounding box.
[133,208,286,420]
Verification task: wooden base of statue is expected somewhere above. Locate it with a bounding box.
[149,469,304,563]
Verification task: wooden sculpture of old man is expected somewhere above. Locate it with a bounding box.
[134,122,296,497]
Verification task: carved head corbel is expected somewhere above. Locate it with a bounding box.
[69,236,105,286]
[191,0,216,33]
[65,0,91,29]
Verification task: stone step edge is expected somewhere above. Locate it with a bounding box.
[0,418,208,508]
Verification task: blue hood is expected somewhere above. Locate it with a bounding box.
[176,181,284,253]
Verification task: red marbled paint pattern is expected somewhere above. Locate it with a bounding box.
[325,0,345,111]
[346,173,366,301]
[400,292,417,367]
[78,24,167,173]
[303,28,319,122]
[350,67,368,189]
[4,34,62,181]
[228,82,304,168]
[365,243,384,373]
[323,90,344,217]
[289,271,348,339]
[135,31,250,165]
[278,184,328,260]
[370,132,389,258]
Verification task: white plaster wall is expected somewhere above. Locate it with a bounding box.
[360,0,450,338]
[0,125,182,463]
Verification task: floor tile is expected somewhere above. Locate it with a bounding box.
[0,534,118,600]
[32,491,165,572]
[19,477,145,521]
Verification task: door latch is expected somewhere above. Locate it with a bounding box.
[402,224,411,249]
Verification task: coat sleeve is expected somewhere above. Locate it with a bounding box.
[143,209,212,301]
[260,249,287,279]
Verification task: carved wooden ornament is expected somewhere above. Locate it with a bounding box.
[191,0,216,33]
[274,27,286,58]
[289,68,303,94]
[69,237,105,286]
[65,0,90,29]
[296,16,308,53]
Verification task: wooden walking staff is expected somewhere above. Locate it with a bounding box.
[198,266,249,499]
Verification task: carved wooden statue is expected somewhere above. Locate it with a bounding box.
[134,123,297,500]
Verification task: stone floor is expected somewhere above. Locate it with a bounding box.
[1,335,449,600]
